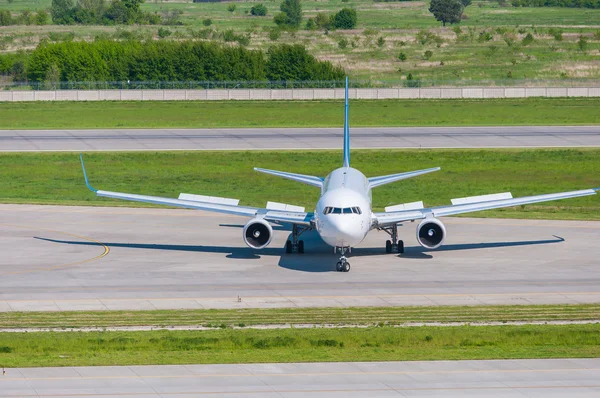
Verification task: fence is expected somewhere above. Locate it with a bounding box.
[1,86,599,101]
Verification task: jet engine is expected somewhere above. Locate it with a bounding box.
[243,218,273,249]
[416,218,446,249]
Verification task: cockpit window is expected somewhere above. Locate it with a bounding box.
[323,206,362,215]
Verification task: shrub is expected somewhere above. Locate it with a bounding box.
[251,4,268,16]
[376,36,385,47]
[35,10,49,25]
[268,28,281,41]
[157,27,172,38]
[227,4,236,13]
[275,0,302,28]
[594,30,600,40]
[521,32,534,45]
[332,8,357,29]
[397,52,407,61]
[577,35,588,51]
[423,50,433,59]
[338,38,348,49]
[314,12,332,29]
[478,31,493,42]
[202,18,212,26]
[548,27,563,41]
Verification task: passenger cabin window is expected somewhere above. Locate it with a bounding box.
[323,206,362,215]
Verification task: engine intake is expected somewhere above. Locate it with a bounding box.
[416,218,446,249]
[243,218,273,249]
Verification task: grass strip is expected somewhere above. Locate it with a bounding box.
[1,98,600,129]
[1,304,598,329]
[0,149,599,220]
[0,324,598,367]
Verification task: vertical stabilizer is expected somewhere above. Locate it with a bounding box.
[343,76,350,168]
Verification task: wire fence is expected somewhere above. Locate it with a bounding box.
[1,79,599,91]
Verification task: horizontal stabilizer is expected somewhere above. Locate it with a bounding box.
[369,167,440,188]
[178,193,240,206]
[385,201,424,212]
[451,192,512,205]
[266,201,305,212]
[254,168,324,188]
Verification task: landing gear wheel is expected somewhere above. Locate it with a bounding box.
[336,261,343,272]
[343,262,351,272]
[285,240,293,254]
[298,240,304,254]
[398,240,404,254]
[385,240,392,253]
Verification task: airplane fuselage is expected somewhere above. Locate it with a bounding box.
[313,167,372,248]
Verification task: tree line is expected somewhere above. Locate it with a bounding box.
[50,0,165,25]
[0,40,345,84]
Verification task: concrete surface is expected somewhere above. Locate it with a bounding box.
[1,126,600,152]
[1,204,599,311]
[2,359,600,397]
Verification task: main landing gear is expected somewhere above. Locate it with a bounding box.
[335,246,351,272]
[285,224,310,254]
[381,224,404,254]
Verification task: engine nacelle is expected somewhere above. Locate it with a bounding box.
[243,218,273,249]
[416,218,446,249]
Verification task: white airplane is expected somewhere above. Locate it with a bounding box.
[80,77,599,272]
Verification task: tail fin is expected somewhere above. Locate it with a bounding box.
[343,76,350,168]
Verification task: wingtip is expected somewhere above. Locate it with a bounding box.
[79,154,98,193]
[594,187,600,192]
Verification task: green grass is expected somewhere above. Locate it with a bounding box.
[1,305,598,329]
[0,324,598,367]
[0,149,599,219]
[2,98,600,129]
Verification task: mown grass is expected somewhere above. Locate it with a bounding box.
[1,305,599,329]
[1,98,600,129]
[0,149,598,219]
[0,324,598,367]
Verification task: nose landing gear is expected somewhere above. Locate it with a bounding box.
[335,246,351,272]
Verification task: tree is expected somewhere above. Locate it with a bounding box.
[35,10,50,25]
[250,4,267,16]
[332,8,356,29]
[428,0,462,26]
[274,0,302,28]
[51,0,75,24]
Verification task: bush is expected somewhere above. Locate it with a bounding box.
[35,10,50,25]
[202,18,212,26]
[268,28,281,41]
[157,27,172,38]
[548,27,563,41]
[423,50,433,59]
[227,4,236,13]
[478,31,493,42]
[376,36,385,47]
[275,0,302,28]
[521,32,534,45]
[332,8,357,29]
[338,38,348,49]
[397,52,407,61]
[266,43,345,81]
[578,35,588,51]
[250,4,268,16]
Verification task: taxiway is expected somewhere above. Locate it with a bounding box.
[1,126,600,151]
[1,204,598,312]
[2,359,599,397]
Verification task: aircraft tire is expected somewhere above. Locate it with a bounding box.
[385,240,392,253]
[336,262,343,272]
[298,240,304,254]
[343,262,351,272]
[398,240,404,254]
[285,240,293,254]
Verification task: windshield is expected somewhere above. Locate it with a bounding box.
[323,207,362,215]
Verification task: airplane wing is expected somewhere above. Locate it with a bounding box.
[374,187,599,227]
[80,156,313,226]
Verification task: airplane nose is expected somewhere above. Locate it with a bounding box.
[325,216,361,246]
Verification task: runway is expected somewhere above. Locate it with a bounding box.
[1,204,599,312]
[2,359,600,397]
[1,126,600,151]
